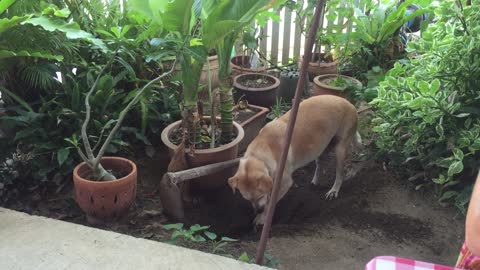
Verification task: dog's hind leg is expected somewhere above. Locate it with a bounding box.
[325,141,348,200]
[311,156,322,186]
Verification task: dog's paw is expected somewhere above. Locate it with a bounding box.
[325,189,339,200]
[311,178,320,186]
[253,213,266,226]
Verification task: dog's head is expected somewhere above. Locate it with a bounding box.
[228,158,273,214]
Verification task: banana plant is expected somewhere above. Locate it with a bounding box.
[201,0,277,142]
[130,0,207,148]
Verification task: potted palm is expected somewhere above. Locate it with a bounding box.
[132,0,276,193]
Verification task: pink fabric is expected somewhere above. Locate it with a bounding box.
[365,256,463,270]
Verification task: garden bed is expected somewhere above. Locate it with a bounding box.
[2,139,464,269]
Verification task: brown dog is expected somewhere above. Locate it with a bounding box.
[228,95,360,225]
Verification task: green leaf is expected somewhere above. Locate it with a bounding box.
[455,113,470,118]
[204,231,217,240]
[448,161,463,177]
[163,0,194,34]
[470,138,480,151]
[238,252,251,263]
[163,223,184,231]
[14,128,40,141]
[193,235,206,242]
[430,79,440,94]
[0,0,17,15]
[439,190,459,202]
[0,15,31,33]
[220,236,238,242]
[453,149,464,161]
[23,16,107,52]
[436,125,444,138]
[0,86,33,112]
[189,224,209,232]
[418,81,429,95]
[57,148,70,166]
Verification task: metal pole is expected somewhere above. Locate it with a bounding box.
[255,0,327,265]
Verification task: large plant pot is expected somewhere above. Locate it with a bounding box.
[161,120,244,190]
[312,74,363,99]
[299,53,338,80]
[230,55,267,76]
[278,69,309,102]
[233,104,269,153]
[233,73,280,108]
[73,157,137,224]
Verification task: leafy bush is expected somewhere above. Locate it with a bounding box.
[371,0,480,212]
[343,0,431,79]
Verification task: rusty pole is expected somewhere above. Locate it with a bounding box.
[255,0,327,264]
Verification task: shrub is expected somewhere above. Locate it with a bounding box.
[371,0,480,212]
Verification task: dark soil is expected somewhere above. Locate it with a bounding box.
[169,123,223,149]
[233,106,261,123]
[239,77,274,88]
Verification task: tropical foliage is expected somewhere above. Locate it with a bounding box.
[371,0,479,213]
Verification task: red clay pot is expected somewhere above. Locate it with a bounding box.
[73,157,137,223]
[233,73,280,108]
[230,55,268,76]
[312,74,363,98]
[299,53,338,80]
[161,119,244,190]
[233,104,269,153]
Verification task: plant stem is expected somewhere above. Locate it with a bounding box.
[206,59,216,149]
[95,60,177,165]
[81,56,115,160]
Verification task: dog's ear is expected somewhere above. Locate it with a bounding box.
[228,176,238,194]
[259,175,273,192]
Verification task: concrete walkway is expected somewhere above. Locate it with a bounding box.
[0,208,272,270]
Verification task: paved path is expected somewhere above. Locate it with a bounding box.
[0,208,272,270]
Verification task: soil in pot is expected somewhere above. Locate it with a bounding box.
[233,106,260,123]
[161,119,244,191]
[233,73,280,108]
[312,74,363,100]
[168,119,229,150]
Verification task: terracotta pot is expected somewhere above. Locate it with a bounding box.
[233,104,269,153]
[230,55,268,76]
[299,53,338,80]
[312,74,363,99]
[161,119,244,189]
[73,157,137,223]
[233,73,280,108]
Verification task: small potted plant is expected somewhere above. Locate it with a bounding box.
[312,74,362,100]
[266,97,291,122]
[230,28,268,76]
[71,56,175,224]
[233,72,280,108]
